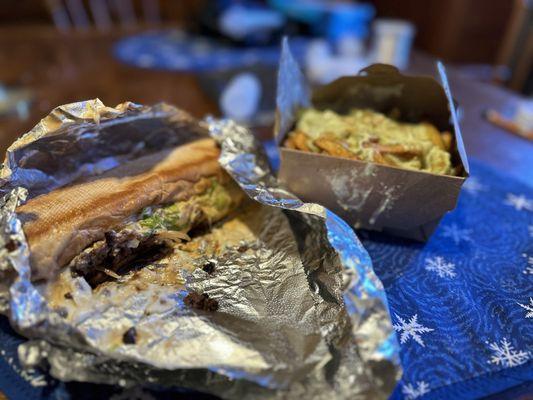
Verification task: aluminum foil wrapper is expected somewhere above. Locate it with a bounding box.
[0,99,400,399]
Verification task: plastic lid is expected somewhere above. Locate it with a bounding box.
[373,18,415,37]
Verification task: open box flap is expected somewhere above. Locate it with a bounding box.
[311,64,451,131]
[437,62,470,174]
[274,38,310,144]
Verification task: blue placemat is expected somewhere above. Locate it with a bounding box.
[361,159,533,399]
[114,30,309,72]
[1,145,532,399]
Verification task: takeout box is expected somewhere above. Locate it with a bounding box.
[274,40,469,241]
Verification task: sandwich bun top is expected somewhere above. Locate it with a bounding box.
[17,138,224,281]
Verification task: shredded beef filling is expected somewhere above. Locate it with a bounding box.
[184,292,219,312]
[68,177,243,289]
[70,230,172,288]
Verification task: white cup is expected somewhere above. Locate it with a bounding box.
[371,19,415,70]
[514,99,533,132]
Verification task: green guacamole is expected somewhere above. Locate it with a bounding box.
[139,178,237,232]
[290,108,454,175]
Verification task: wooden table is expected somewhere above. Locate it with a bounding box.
[409,53,533,186]
[1,25,532,186]
[0,25,217,151]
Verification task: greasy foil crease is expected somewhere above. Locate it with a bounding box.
[0,99,205,198]
[0,100,400,399]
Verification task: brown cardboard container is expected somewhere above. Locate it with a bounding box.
[274,39,469,241]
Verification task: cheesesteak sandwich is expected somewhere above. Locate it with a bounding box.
[6,118,334,383]
[17,138,244,283]
[0,102,400,396]
[1,105,337,386]
[14,136,257,322]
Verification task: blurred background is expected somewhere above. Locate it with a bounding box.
[0,0,532,181]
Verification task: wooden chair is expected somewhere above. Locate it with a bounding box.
[45,0,161,32]
[495,0,533,92]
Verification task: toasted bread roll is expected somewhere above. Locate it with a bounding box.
[17,138,224,281]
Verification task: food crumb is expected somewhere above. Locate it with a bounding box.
[184,292,218,312]
[55,308,68,318]
[5,239,20,252]
[202,261,216,274]
[122,327,137,344]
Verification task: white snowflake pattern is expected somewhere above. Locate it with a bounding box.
[425,256,456,278]
[504,193,533,211]
[441,223,471,244]
[462,177,486,195]
[518,298,533,318]
[0,349,47,387]
[393,314,434,347]
[523,254,533,275]
[487,338,529,367]
[402,381,430,399]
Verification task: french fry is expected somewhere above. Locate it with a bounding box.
[441,131,453,151]
[372,151,400,167]
[314,137,359,159]
[372,150,388,165]
[292,130,311,151]
[284,136,297,149]
[363,142,423,156]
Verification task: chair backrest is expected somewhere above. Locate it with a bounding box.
[495,0,533,92]
[45,0,160,32]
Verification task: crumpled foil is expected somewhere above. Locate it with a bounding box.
[0,99,400,399]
